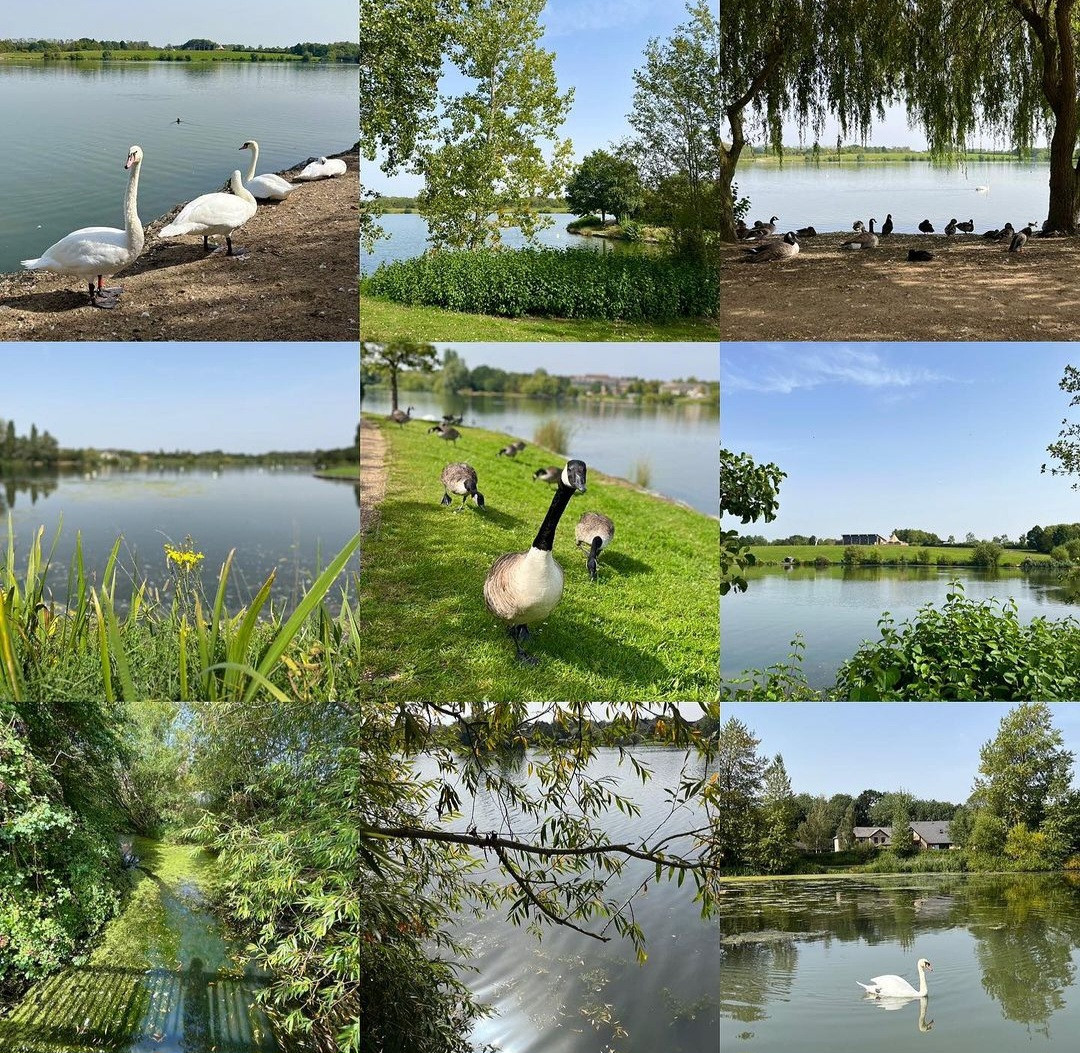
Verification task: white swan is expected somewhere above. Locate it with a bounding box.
[295,156,347,181]
[857,958,932,998]
[159,171,258,257]
[21,145,145,309]
[239,140,297,200]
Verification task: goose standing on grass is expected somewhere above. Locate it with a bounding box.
[390,406,413,427]
[484,460,587,663]
[497,443,519,457]
[741,231,799,263]
[440,463,484,510]
[918,219,935,233]
[575,512,614,582]
[880,214,894,237]
[22,145,145,309]
[159,170,257,257]
[857,959,932,999]
[428,423,460,444]
[533,466,562,484]
[296,156,348,180]
[239,140,298,200]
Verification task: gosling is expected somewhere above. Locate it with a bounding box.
[575,512,615,582]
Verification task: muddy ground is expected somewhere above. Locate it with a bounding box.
[720,231,1080,341]
[0,147,358,342]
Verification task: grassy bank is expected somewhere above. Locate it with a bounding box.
[356,416,719,702]
[315,465,361,481]
[361,294,720,341]
[748,544,1051,567]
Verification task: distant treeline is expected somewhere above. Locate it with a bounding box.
[741,527,1026,548]
[373,195,566,213]
[743,143,1048,163]
[0,420,60,465]
[0,38,360,61]
[432,714,720,750]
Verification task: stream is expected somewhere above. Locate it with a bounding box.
[0,839,279,1053]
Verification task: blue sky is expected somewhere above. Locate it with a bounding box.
[437,343,719,381]
[0,344,358,452]
[723,703,1080,802]
[1,1,355,48]
[366,0,693,194]
[721,344,1080,541]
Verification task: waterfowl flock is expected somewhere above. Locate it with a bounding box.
[20,139,348,308]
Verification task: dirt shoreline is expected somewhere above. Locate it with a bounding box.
[358,418,387,540]
[0,146,359,342]
[720,231,1080,341]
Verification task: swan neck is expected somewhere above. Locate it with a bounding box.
[125,159,144,251]
[231,171,256,205]
[245,142,258,182]
[916,962,928,997]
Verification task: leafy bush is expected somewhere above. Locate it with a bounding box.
[362,247,719,321]
[533,418,570,453]
[841,546,863,566]
[566,215,603,232]
[970,541,1002,568]
[621,220,645,242]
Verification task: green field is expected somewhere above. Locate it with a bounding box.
[360,294,721,342]
[748,544,1051,567]
[356,416,719,702]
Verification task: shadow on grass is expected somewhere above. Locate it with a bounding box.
[391,498,525,532]
[591,551,653,577]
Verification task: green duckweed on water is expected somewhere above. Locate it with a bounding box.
[0,839,280,1053]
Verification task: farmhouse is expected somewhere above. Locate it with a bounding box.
[834,821,953,852]
[841,533,909,546]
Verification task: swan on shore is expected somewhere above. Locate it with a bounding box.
[240,140,298,200]
[296,156,347,180]
[159,171,258,257]
[21,145,145,309]
[857,958,932,998]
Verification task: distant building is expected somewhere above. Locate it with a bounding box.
[841,533,909,546]
[835,821,953,852]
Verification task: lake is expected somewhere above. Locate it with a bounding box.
[737,161,1052,235]
[720,872,1080,1052]
[0,60,357,274]
[0,466,360,611]
[427,748,719,1052]
[360,388,719,515]
[722,566,1075,688]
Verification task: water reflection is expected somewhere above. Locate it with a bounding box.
[0,470,60,514]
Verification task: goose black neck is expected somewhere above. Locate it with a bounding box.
[532,482,576,551]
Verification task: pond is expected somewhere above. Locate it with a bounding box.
[0,60,358,274]
[722,566,1074,688]
[720,872,1080,1052]
[736,161,1051,235]
[428,748,718,1053]
[360,388,719,515]
[0,466,360,611]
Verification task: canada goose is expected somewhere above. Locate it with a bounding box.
[512,441,527,452]
[741,231,799,263]
[428,423,460,444]
[497,444,519,457]
[441,413,464,425]
[852,219,865,231]
[575,512,614,582]
[1009,224,1035,252]
[957,219,974,233]
[880,214,894,237]
[918,219,935,233]
[483,460,587,663]
[747,216,779,240]
[840,227,878,249]
[390,406,414,427]
[906,249,934,262]
[735,219,750,239]
[995,223,1015,242]
[440,462,484,510]
[796,225,817,237]
[944,218,958,236]
[981,228,1001,239]
[533,466,562,484]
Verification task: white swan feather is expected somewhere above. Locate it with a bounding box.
[159,171,257,240]
[240,140,297,200]
[857,958,932,998]
[295,156,347,181]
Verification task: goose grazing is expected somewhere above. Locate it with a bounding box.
[841,226,878,250]
[22,145,145,309]
[857,959,932,999]
[880,214,894,237]
[497,444,519,458]
[295,156,348,181]
[512,441,526,452]
[440,462,484,510]
[796,225,817,237]
[957,218,974,233]
[483,460,587,663]
[159,170,257,256]
[575,512,614,582]
[389,406,413,427]
[428,423,460,444]
[239,140,298,200]
[944,218,958,237]
[533,466,562,484]
[747,216,779,240]
[741,231,799,263]
[918,219,935,233]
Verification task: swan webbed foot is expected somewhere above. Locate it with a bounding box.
[89,288,121,309]
[225,237,248,257]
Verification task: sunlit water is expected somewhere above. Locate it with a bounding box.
[722,566,1074,687]
[720,873,1080,1052]
[737,162,1051,235]
[0,467,360,611]
[361,389,718,515]
[0,61,357,273]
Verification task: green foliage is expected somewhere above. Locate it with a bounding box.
[360,338,439,411]
[841,545,862,565]
[565,150,644,223]
[1045,365,1080,485]
[795,796,833,854]
[1003,823,1061,871]
[362,247,719,321]
[970,541,1003,568]
[720,450,785,595]
[533,417,570,453]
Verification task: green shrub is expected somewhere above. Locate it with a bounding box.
[621,220,645,242]
[567,215,603,231]
[533,418,570,453]
[970,541,1002,568]
[361,247,719,321]
[841,545,863,566]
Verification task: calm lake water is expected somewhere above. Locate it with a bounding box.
[0,467,360,610]
[738,161,1051,235]
[361,388,719,515]
[0,61,357,273]
[722,566,1074,688]
[721,872,1080,1052]
[427,748,718,1052]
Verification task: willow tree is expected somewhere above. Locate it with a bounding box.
[719,0,903,240]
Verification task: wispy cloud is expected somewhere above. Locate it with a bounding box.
[543,0,674,37]
[723,346,952,394]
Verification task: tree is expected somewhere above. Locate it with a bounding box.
[949,803,973,849]
[720,449,786,595]
[970,541,1003,568]
[627,1,720,261]
[754,753,797,872]
[974,703,1075,832]
[1045,365,1080,485]
[416,0,574,249]
[716,717,767,865]
[890,794,914,858]
[854,788,884,825]
[565,149,643,223]
[796,796,832,854]
[361,340,439,411]
[836,801,856,851]
[437,348,470,394]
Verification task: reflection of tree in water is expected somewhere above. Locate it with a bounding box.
[182,957,212,1053]
[0,470,60,515]
[720,938,797,1023]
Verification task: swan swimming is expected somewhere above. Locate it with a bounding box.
[21,145,145,309]
[857,958,932,998]
[239,140,298,200]
[295,156,347,180]
[159,170,258,256]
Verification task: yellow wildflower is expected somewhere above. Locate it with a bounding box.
[164,543,205,573]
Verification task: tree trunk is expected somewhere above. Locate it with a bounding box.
[1047,107,1080,232]
[390,368,399,412]
[719,146,741,242]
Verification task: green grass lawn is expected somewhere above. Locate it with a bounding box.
[315,465,361,480]
[358,416,719,702]
[749,544,1051,567]
[360,295,721,343]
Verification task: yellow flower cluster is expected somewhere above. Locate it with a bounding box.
[164,544,205,573]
